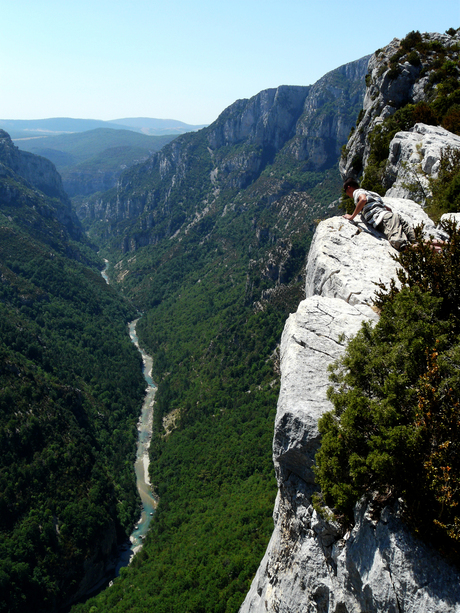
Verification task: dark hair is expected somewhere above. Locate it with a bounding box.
[343,178,360,191]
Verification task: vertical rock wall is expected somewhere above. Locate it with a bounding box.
[239,201,460,613]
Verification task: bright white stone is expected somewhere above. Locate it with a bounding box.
[273,294,378,484]
[386,124,460,201]
[240,203,460,613]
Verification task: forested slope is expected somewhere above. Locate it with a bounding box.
[0,132,146,612]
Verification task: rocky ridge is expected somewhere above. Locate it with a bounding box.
[77,56,369,252]
[239,198,460,613]
[385,123,460,201]
[340,29,460,183]
[240,29,460,609]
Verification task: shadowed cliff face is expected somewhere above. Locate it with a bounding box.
[0,129,82,241]
[76,56,369,252]
[0,130,68,200]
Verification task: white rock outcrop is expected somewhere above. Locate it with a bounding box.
[441,212,460,226]
[240,202,460,613]
[385,124,460,201]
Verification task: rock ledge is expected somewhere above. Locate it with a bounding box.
[240,203,460,613]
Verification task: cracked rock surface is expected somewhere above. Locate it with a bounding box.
[239,207,460,613]
[385,124,460,202]
[305,198,444,306]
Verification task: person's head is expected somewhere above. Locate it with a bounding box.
[343,177,359,197]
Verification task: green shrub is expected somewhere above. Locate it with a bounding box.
[315,222,460,557]
[407,50,421,66]
[426,147,460,221]
[443,105,460,135]
[401,30,423,52]
[387,66,401,80]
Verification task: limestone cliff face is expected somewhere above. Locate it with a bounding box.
[207,86,310,153]
[0,129,82,239]
[64,167,137,198]
[239,28,460,609]
[385,123,460,202]
[78,57,368,250]
[239,201,460,613]
[287,56,370,170]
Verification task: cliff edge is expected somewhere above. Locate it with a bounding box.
[239,197,460,613]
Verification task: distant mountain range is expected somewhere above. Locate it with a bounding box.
[3,118,208,198]
[0,117,208,139]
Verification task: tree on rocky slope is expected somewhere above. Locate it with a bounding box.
[315,221,460,559]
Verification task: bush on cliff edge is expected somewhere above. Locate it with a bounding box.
[314,221,460,558]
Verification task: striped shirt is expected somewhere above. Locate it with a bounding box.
[354,189,387,227]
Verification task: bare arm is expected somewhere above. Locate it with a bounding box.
[343,194,367,220]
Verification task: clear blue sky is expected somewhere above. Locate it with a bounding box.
[1,0,459,125]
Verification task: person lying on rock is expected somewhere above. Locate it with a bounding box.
[342,178,416,251]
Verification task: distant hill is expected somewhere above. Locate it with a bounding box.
[15,128,175,167]
[14,128,178,197]
[0,117,208,139]
[109,117,208,135]
[1,118,206,198]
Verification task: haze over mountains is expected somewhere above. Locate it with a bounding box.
[13,128,178,197]
[6,117,208,199]
[1,117,208,138]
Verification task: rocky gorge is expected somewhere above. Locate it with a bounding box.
[63,27,460,613]
[240,28,460,613]
[76,55,369,252]
[2,23,459,613]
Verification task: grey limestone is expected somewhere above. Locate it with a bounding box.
[386,124,460,201]
[240,206,460,612]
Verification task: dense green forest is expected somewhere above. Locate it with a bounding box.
[72,165,333,612]
[0,146,146,612]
